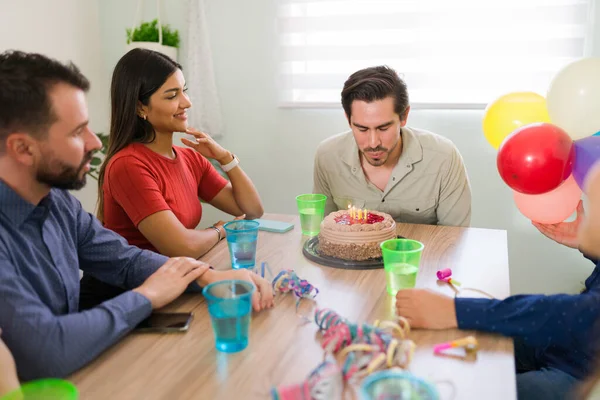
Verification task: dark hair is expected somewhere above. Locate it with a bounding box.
[98,48,182,221]
[341,65,409,120]
[97,48,181,221]
[0,50,89,149]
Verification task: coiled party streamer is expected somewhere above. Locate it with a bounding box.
[271,308,415,399]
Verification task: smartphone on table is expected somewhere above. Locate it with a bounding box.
[254,219,294,233]
[135,312,193,333]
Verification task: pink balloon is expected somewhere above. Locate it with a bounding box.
[513,174,581,224]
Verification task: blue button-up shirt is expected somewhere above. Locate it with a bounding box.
[456,256,600,379]
[0,180,168,380]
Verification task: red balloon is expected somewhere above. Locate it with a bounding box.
[497,123,574,194]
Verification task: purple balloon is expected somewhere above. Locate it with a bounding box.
[573,133,600,190]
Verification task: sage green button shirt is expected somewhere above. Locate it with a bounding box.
[313,127,471,227]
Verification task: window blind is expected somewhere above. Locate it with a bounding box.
[277,0,592,108]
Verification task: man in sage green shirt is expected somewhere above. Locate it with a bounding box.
[313,66,471,227]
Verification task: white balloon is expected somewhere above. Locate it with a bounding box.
[547,57,600,140]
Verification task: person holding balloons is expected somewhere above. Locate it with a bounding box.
[395,207,600,399]
[578,165,600,260]
[394,57,600,400]
[571,164,600,400]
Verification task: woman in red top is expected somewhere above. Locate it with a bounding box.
[80,48,265,309]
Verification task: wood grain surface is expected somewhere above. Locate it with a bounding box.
[70,214,515,399]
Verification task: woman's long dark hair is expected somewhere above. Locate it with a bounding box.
[97,48,181,221]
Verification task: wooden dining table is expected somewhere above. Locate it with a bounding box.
[70,213,516,399]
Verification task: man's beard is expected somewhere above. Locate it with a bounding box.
[36,151,94,190]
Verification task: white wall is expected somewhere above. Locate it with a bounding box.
[96,0,598,295]
[192,0,598,295]
[4,0,596,295]
[0,0,110,211]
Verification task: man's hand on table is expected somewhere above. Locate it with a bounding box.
[395,289,458,329]
[134,257,210,309]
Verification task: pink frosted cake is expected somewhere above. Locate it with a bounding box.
[317,210,397,261]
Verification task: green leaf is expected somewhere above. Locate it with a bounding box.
[90,157,102,166]
[125,19,180,48]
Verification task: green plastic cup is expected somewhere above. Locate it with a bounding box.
[1,379,78,400]
[380,239,424,295]
[295,194,327,236]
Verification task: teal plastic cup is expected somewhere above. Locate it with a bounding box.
[1,379,78,400]
[380,239,424,295]
[203,280,255,353]
[359,370,439,400]
[296,194,327,236]
[224,220,259,269]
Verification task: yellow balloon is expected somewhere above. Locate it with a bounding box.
[482,92,551,150]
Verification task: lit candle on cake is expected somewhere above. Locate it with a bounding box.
[364,208,368,220]
[358,208,362,221]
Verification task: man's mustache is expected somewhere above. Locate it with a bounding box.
[364,147,388,153]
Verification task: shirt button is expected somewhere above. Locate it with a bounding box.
[381,199,385,203]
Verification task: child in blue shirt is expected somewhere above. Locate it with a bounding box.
[396,200,600,400]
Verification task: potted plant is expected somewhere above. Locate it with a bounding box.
[125,18,180,61]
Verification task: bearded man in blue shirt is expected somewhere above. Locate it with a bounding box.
[0,50,274,381]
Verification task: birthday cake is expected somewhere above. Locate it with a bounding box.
[317,209,397,261]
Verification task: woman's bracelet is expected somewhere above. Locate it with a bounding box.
[210,225,222,242]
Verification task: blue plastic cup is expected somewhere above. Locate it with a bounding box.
[202,280,255,353]
[224,220,259,269]
[359,370,439,400]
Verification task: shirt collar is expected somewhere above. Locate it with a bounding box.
[341,127,424,174]
[398,127,424,166]
[0,180,53,226]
